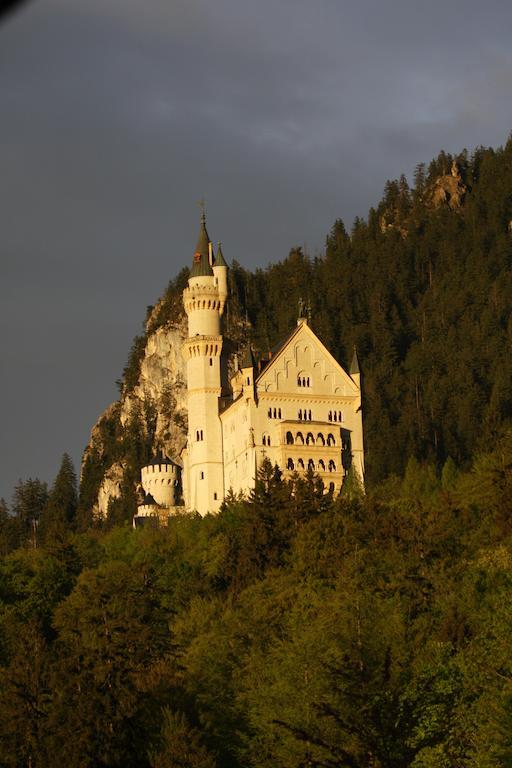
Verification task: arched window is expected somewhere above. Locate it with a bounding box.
[278,408,282,418]
[287,458,295,470]
[307,377,310,386]
[327,433,335,446]
[333,412,337,422]
[297,376,301,387]
[317,433,325,446]
[306,432,314,445]
[298,458,305,469]
[308,410,312,421]
[339,411,343,422]
[267,437,271,446]
[328,410,332,420]
[268,407,272,418]
[200,430,204,440]
[329,482,335,493]
[298,409,302,420]
[319,459,326,471]
[296,432,304,445]
[286,431,294,445]
[308,458,315,470]
[273,408,277,418]
[328,459,336,472]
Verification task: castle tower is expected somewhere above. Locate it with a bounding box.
[182,214,227,514]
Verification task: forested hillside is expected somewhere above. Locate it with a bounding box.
[2,137,512,766]
[97,136,512,511]
[2,438,512,766]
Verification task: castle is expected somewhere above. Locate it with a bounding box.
[135,214,364,521]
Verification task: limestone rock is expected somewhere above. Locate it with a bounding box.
[95,461,124,519]
[429,160,466,210]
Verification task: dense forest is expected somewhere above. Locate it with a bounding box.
[113,137,512,495]
[2,138,512,766]
[2,441,512,766]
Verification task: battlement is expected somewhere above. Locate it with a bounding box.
[141,462,179,478]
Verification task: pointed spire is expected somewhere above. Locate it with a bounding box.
[241,345,255,369]
[190,212,214,278]
[213,241,228,267]
[350,345,361,375]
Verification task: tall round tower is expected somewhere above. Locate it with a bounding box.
[182,214,226,514]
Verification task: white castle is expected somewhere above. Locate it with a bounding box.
[136,214,364,521]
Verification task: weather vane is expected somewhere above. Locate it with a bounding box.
[197,198,206,222]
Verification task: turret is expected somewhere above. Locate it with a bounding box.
[240,346,256,400]
[213,242,229,311]
[141,458,180,507]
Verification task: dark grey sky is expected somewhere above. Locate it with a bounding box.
[1,0,511,499]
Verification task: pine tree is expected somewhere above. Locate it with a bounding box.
[39,454,78,545]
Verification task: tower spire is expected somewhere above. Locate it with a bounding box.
[190,207,213,277]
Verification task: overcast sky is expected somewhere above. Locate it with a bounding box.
[1,0,511,499]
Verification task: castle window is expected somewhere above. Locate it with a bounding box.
[328,460,336,472]
[333,412,337,422]
[214,492,217,500]
[339,411,343,422]
[308,410,312,421]
[278,408,282,418]
[287,458,295,470]
[247,377,250,385]
[286,431,294,445]
[298,409,302,420]
[319,459,326,471]
[297,376,301,387]
[317,433,325,446]
[329,482,335,493]
[327,433,335,446]
[328,410,332,420]
[268,407,272,418]
[306,432,314,445]
[209,358,213,366]
[307,377,310,386]
[298,458,305,469]
[267,437,271,446]
[296,432,304,445]
[308,459,315,470]
[273,408,277,418]
[200,471,204,479]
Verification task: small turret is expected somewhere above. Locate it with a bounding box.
[213,241,229,310]
[241,346,256,399]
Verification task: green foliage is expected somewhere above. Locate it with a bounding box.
[4,438,512,764]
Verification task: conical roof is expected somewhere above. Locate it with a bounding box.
[240,345,255,369]
[350,346,361,375]
[190,215,213,277]
[213,241,228,268]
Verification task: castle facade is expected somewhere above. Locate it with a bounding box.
[136,215,364,520]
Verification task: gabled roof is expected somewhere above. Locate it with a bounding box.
[255,319,359,393]
[190,215,214,277]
